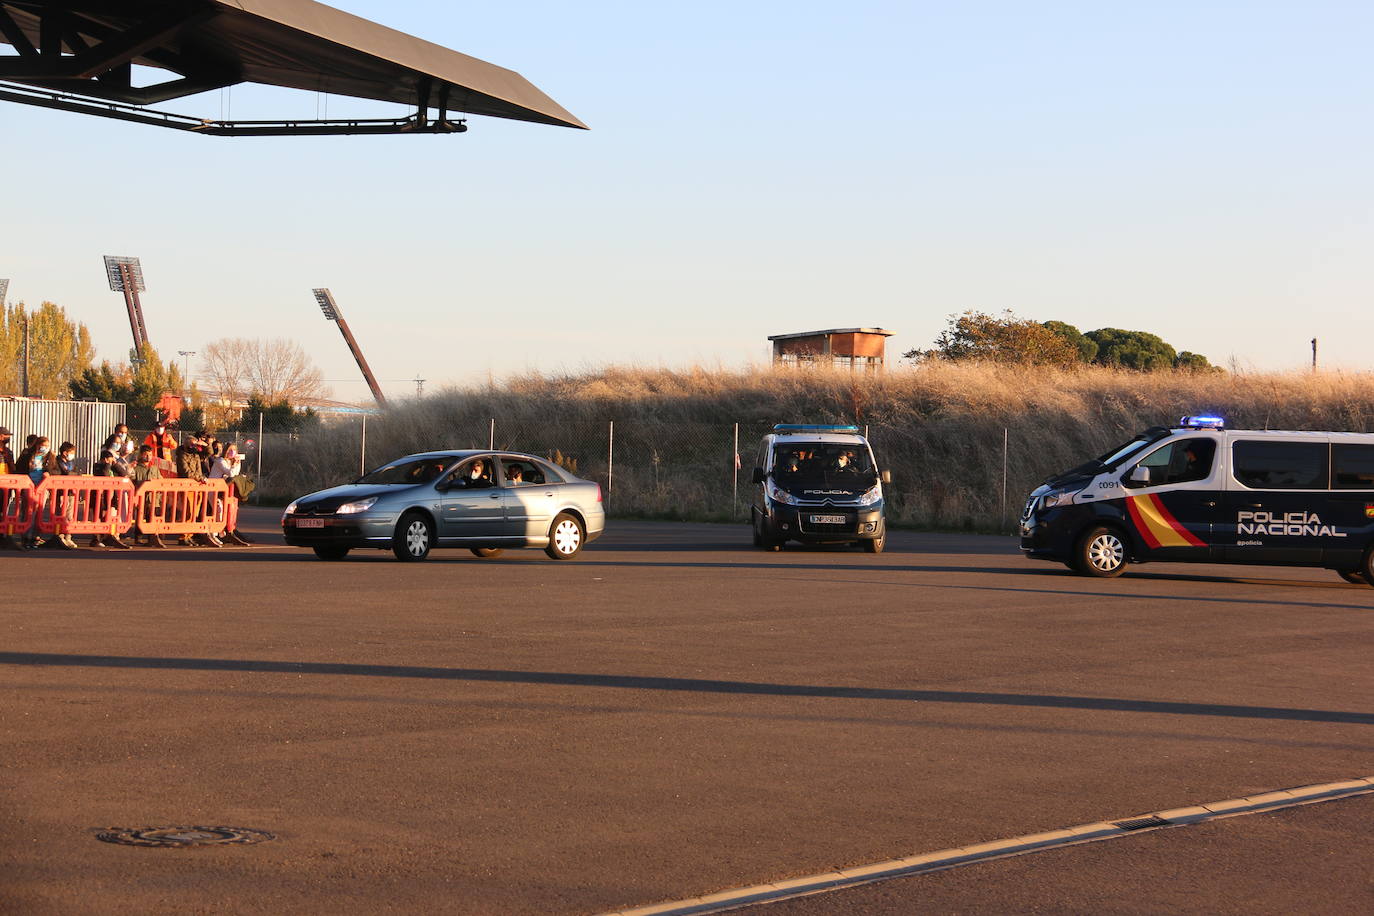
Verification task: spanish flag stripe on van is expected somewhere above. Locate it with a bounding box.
[1126,494,1207,549]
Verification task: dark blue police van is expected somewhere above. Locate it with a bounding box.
[1020,417,1374,583]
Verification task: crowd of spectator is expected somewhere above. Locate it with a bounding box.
[0,421,254,551]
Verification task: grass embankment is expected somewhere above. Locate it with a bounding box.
[263,365,1374,532]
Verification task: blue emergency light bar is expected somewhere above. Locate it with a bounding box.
[1179,415,1225,429]
[773,424,862,434]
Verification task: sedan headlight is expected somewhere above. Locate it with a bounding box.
[281,500,299,523]
[768,485,798,506]
[1040,488,1080,509]
[336,497,378,515]
[855,485,882,506]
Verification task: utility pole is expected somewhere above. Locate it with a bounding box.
[414,375,425,399]
[1311,338,1318,371]
[22,308,30,397]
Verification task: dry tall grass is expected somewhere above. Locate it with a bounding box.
[263,364,1374,531]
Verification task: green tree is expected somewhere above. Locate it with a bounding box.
[1085,328,1177,371]
[68,343,184,409]
[1041,321,1098,362]
[906,310,1081,366]
[0,301,96,397]
[226,396,321,435]
[1173,350,1217,371]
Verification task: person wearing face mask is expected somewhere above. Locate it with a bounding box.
[103,424,136,474]
[88,450,133,550]
[0,426,13,475]
[49,442,82,549]
[0,426,18,550]
[129,445,167,548]
[16,435,59,549]
[145,421,178,477]
[175,433,223,547]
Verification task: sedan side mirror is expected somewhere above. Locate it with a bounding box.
[881,470,892,484]
[752,467,766,484]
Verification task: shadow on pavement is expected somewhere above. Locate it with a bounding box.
[3,651,1372,725]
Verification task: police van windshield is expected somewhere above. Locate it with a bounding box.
[772,443,876,487]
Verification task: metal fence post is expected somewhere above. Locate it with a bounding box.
[732,422,739,516]
[607,420,614,494]
[256,412,264,504]
[360,414,368,476]
[1001,427,1009,532]
[489,418,495,450]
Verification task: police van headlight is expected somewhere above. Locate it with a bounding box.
[768,485,799,506]
[855,485,882,506]
[336,497,379,515]
[1040,488,1079,509]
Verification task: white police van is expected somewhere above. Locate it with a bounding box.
[750,424,891,552]
[1020,416,1374,583]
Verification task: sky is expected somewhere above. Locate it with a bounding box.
[3,1,1374,402]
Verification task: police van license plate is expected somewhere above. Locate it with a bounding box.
[809,514,846,525]
[295,518,326,528]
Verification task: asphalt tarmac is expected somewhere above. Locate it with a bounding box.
[3,510,1372,914]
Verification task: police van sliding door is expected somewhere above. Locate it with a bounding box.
[1223,439,1330,565]
[1323,443,1374,570]
[1118,437,1220,561]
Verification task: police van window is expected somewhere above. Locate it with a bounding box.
[1232,440,1328,490]
[1332,444,1374,489]
[1135,439,1215,485]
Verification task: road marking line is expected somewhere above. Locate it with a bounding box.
[601,777,1374,916]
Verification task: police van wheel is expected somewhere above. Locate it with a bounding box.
[1337,570,1368,585]
[862,531,885,554]
[751,512,763,548]
[1075,526,1127,578]
[1351,548,1374,585]
[756,515,782,551]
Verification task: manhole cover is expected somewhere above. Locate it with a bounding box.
[96,826,275,848]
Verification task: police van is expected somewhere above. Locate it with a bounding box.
[1020,417,1374,583]
[751,424,891,552]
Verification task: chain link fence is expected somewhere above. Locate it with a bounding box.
[173,415,1040,532]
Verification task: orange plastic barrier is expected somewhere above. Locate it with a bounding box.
[34,476,136,536]
[0,474,37,536]
[134,478,228,536]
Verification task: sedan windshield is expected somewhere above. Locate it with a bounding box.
[357,457,454,485]
[773,443,877,488]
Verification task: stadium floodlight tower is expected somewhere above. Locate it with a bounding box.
[313,289,387,409]
[103,255,149,356]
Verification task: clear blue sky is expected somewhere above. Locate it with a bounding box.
[4,1,1373,401]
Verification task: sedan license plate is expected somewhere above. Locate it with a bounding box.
[294,518,326,528]
[809,514,846,525]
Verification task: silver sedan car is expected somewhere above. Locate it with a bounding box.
[282,450,605,561]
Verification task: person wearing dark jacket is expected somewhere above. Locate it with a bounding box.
[16,436,61,549]
[89,450,133,549]
[0,426,17,550]
[175,434,222,547]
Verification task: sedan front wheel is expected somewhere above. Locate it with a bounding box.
[393,512,434,562]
